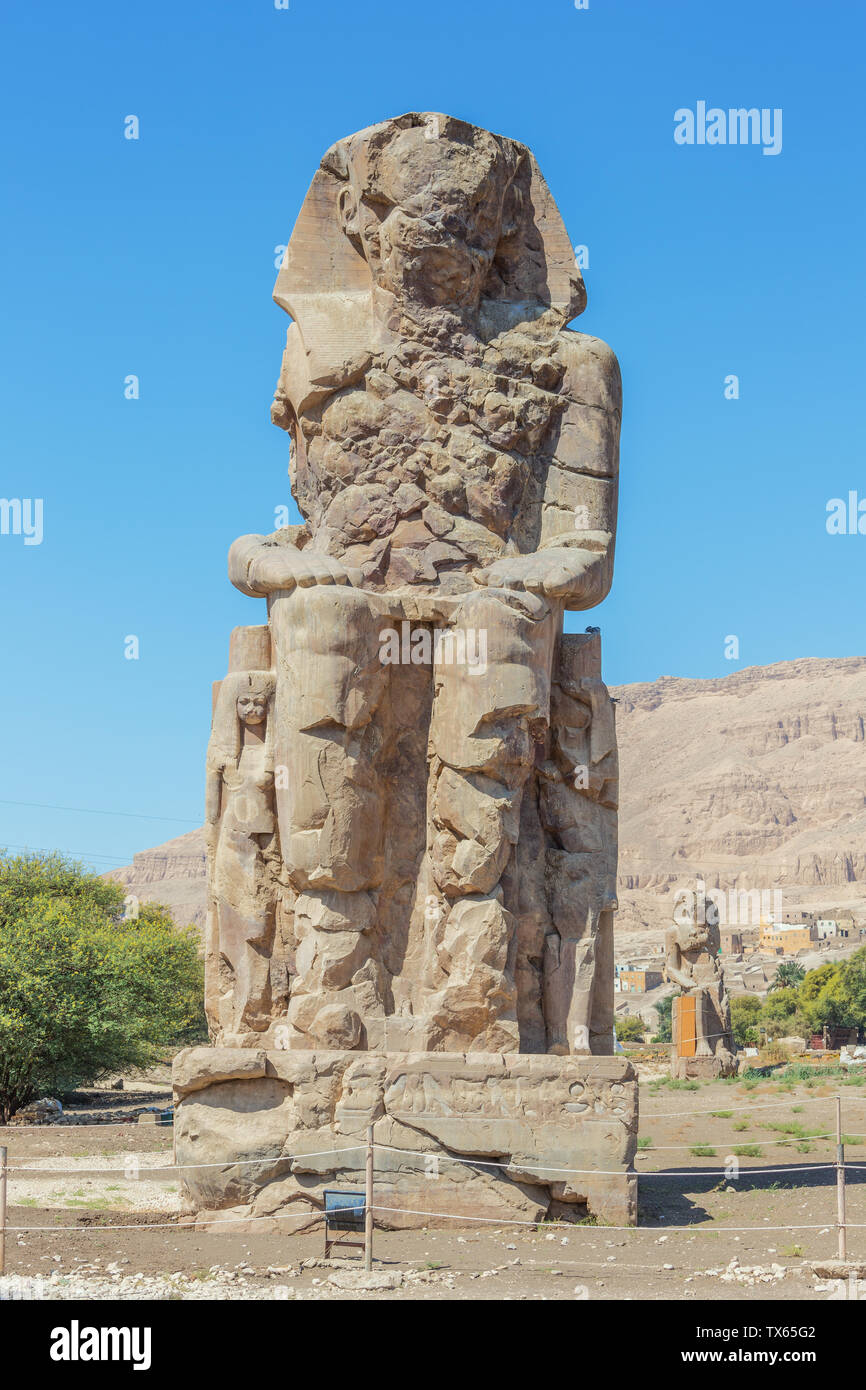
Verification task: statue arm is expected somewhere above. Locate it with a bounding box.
[667,959,696,992]
[228,531,356,597]
[204,765,221,860]
[537,332,620,604]
[476,333,620,610]
[664,927,695,991]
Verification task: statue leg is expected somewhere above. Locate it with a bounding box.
[539,637,619,1055]
[212,825,277,1038]
[422,588,557,1051]
[268,584,394,1049]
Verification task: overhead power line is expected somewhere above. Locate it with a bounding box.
[0,798,199,824]
[0,842,132,864]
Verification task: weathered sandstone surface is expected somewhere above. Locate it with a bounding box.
[173,1046,636,1228]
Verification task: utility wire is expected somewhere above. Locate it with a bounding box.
[0,798,199,824]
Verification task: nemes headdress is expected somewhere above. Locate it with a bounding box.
[272,113,585,413]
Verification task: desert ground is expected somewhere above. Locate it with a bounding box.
[2,1062,865,1302]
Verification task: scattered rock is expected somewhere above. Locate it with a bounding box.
[328,1270,404,1292]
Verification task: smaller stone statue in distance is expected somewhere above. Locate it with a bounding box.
[665,881,736,1078]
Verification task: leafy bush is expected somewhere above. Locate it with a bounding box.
[654,994,674,1044]
[0,851,205,1120]
[730,994,762,1046]
[616,1014,645,1043]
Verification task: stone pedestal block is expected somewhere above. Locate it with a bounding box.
[172,1047,637,1230]
[670,992,737,1080]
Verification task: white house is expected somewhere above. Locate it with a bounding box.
[817,919,847,939]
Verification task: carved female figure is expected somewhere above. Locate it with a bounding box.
[204,670,280,1039]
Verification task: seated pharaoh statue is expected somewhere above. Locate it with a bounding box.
[207,112,622,1059]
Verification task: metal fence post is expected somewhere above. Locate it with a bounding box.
[364,1124,374,1272]
[836,1095,847,1263]
[0,1144,7,1277]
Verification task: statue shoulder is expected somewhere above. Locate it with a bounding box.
[554,329,622,417]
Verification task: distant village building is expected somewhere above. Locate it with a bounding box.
[614,964,664,994]
[720,928,743,955]
[816,918,849,940]
[759,921,817,954]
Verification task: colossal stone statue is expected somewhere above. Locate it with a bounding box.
[176,114,635,1229]
[218,112,620,1056]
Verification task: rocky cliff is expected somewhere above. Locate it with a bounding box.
[106,828,206,929]
[614,656,866,947]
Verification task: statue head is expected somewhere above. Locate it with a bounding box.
[236,688,268,727]
[208,671,276,772]
[673,919,713,955]
[671,876,722,958]
[272,113,586,411]
[336,121,516,313]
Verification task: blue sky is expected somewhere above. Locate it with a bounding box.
[1,0,864,870]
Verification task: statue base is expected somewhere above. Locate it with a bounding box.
[670,1051,737,1081]
[172,1048,637,1230]
[670,993,737,1080]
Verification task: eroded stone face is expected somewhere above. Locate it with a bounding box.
[206,114,621,1059]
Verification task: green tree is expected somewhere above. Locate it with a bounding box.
[0,851,205,1121]
[653,994,674,1043]
[616,1014,645,1043]
[761,986,799,1037]
[793,960,842,1034]
[770,961,806,991]
[0,850,121,922]
[838,947,866,1026]
[799,962,840,1006]
[731,994,762,1046]
[800,949,866,1034]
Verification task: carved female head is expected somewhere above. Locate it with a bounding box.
[208,671,276,773]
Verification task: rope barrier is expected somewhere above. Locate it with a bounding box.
[5,1126,865,1171]
[639,1133,842,1150]
[6,1155,849,1179]
[8,1204,866,1237]
[8,1207,328,1234]
[5,1146,366,1175]
[374,1146,836,1178]
[370,1205,866,1234]
[640,1093,866,1118]
[3,1121,173,1131]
